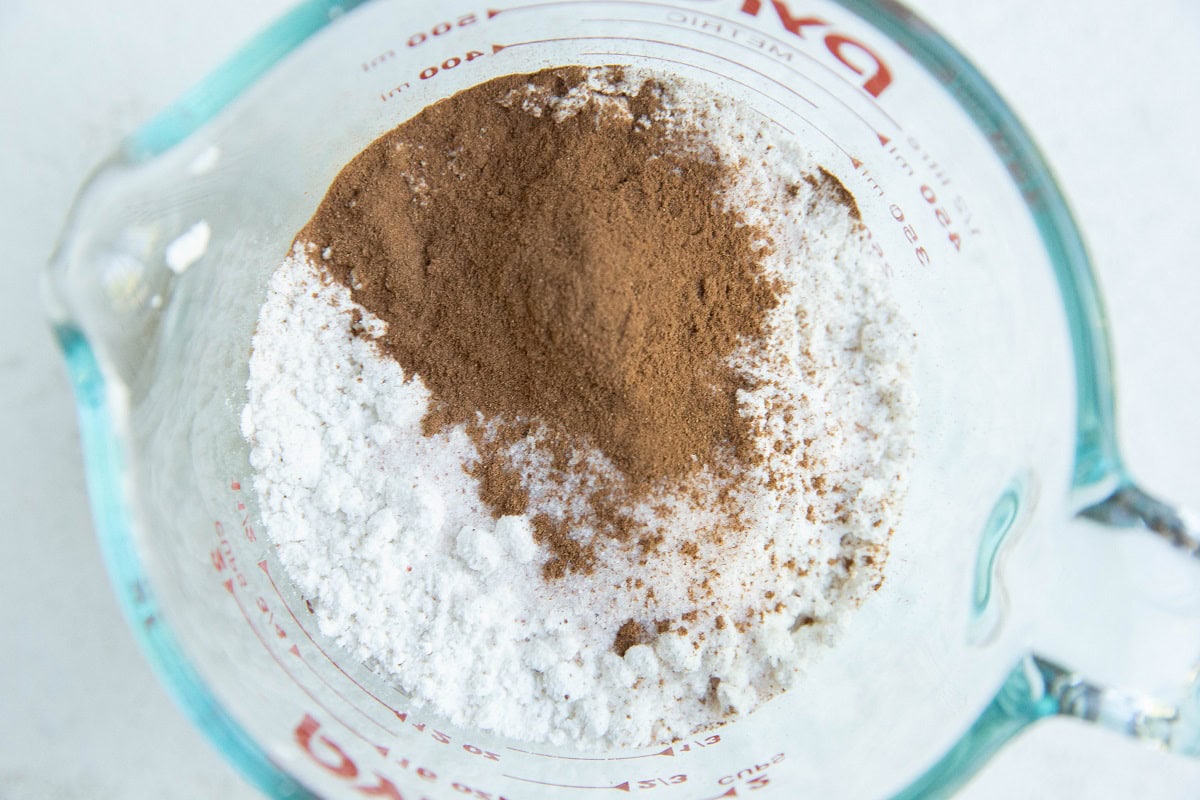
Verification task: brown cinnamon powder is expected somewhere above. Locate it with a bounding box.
[612,619,651,656]
[299,67,778,579]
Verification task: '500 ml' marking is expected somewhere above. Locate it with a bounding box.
[408,14,480,48]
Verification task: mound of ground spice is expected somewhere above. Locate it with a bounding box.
[300,68,779,576]
[247,65,916,749]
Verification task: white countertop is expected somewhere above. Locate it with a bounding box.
[2,0,1198,797]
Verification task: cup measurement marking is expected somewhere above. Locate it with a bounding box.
[380,83,412,102]
[579,49,794,134]
[502,772,692,791]
[652,0,979,247]
[231,490,516,764]
[287,639,403,740]
[373,3,968,262]
[488,0,897,112]
[495,36,955,267]
[369,0,977,256]
[566,43,858,173]
[587,14,897,138]
[504,746,674,761]
[718,752,785,789]
[260,559,508,758]
[296,713,521,800]
[224,484,409,726]
[258,557,411,723]
[506,736,719,760]
[501,775,633,792]
[218,573,385,752]
[491,33,883,172]
[215,486,400,751]
[495,34,816,111]
[296,714,553,800]
[495,31,948,239]
[657,5,903,129]
[226,481,258,542]
[489,0,979,259]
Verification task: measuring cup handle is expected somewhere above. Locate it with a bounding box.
[894,650,1200,800]
[1081,482,1200,556]
[1033,479,1200,748]
[1030,479,1200,747]
[895,480,1200,800]
[1039,481,1200,746]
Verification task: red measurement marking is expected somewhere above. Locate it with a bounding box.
[497,35,856,164]
[295,714,411,798]
[497,35,816,110]
[406,13,479,48]
[739,0,891,97]
[506,744,674,761]
[487,1,902,128]
[489,0,737,23]
[462,743,502,761]
[718,753,785,789]
[231,481,241,490]
[503,774,631,792]
[588,14,896,137]
[703,789,738,800]
[225,579,382,750]
[417,50,487,80]
[579,45,851,162]
[258,560,409,722]
[580,49,793,133]
[288,642,401,740]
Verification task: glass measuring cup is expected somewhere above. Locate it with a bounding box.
[42,0,1200,796]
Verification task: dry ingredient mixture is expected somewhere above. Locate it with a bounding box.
[242,67,915,748]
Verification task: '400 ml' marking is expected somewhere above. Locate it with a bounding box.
[419,49,489,81]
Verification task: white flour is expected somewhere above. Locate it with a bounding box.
[242,69,915,749]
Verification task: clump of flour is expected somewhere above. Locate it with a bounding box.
[242,68,915,748]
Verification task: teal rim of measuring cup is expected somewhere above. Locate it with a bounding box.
[123,0,369,161]
[51,325,319,800]
[55,1,1124,798]
[842,0,1121,492]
